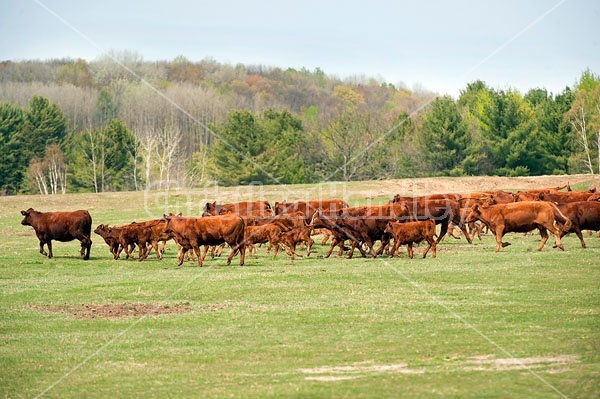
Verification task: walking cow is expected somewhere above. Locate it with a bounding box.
[20,208,92,260]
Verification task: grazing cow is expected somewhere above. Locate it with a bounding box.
[163,214,246,267]
[555,201,600,248]
[274,199,349,222]
[465,202,572,252]
[20,208,92,260]
[202,201,272,217]
[384,219,437,259]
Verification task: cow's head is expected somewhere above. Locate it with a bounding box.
[94,224,108,236]
[465,204,482,223]
[162,214,174,234]
[20,208,36,226]
[202,202,217,217]
[383,221,394,235]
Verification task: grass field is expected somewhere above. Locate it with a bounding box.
[1,178,599,398]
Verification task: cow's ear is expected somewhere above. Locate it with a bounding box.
[21,210,27,216]
[472,204,480,212]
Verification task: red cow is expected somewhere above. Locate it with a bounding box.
[556,201,600,248]
[465,202,572,252]
[203,201,272,216]
[163,214,246,267]
[274,199,349,222]
[384,219,437,259]
[21,208,92,260]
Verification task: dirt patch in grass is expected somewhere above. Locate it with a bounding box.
[27,302,221,319]
[463,355,579,372]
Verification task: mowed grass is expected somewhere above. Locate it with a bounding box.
[1,184,599,399]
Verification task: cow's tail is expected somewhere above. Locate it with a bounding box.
[550,203,572,233]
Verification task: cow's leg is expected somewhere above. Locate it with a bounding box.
[305,237,314,256]
[407,243,414,259]
[493,227,505,252]
[194,245,203,266]
[547,225,565,251]
[422,240,432,258]
[39,239,48,257]
[436,220,449,244]
[324,239,338,258]
[573,226,586,249]
[430,238,437,258]
[388,239,400,258]
[458,225,473,244]
[537,227,549,251]
[238,244,245,266]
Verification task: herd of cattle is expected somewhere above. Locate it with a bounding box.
[19,183,600,266]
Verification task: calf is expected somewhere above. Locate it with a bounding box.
[21,208,92,260]
[279,226,314,260]
[384,219,437,259]
[244,224,283,257]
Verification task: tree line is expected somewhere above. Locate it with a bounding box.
[0,53,598,194]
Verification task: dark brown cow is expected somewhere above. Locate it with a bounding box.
[202,201,272,217]
[556,201,600,248]
[274,199,349,221]
[309,211,369,258]
[465,202,572,252]
[163,214,246,266]
[338,203,412,257]
[384,219,437,259]
[21,208,92,260]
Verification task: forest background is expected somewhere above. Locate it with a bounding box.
[0,52,599,195]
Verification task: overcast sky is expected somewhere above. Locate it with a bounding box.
[1,0,598,97]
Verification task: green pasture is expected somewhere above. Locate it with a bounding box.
[0,184,599,398]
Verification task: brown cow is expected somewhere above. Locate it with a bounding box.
[202,201,272,217]
[309,211,369,258]
[538,191,598,203]
[338,203,412,257]
[278,226,315,260]
[94,224,129,259]
[21,208,92,260]
[393,196,471,244]
[244,224,283,257]
[163,214,246,267]
[556,201,600,248]
[465,202,572,252]
[274,199,349,222]
[384,219,437,259]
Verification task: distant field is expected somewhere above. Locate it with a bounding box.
[1,176,599,399]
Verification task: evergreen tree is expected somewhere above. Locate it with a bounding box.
[0,103,25,193]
